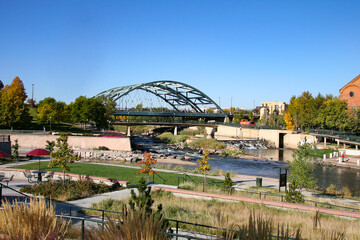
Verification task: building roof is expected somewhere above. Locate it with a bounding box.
[339,74,360,93]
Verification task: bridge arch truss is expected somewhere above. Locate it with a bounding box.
[95,80,226,114]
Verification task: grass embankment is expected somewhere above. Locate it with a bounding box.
[89,191,358,240]
[309,148,338,157]
[179,182,360,212]
[15,162,223,186]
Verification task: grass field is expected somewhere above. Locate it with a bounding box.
[15,162,223,186]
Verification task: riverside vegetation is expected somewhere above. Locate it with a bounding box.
[88,187,356,239]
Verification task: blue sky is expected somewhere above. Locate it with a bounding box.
[1,0,359,109]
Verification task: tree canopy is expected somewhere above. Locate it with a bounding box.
[0,77,31,129]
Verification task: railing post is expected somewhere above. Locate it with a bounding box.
[102,210,105,222]
[0,184,2,206]
[176,221,179,240]
[81,219,85,240]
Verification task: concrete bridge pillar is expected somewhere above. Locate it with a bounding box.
[127,126,131,137]
[174,126,178,136]
[324,137,327,146]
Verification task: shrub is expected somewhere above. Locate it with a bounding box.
[20,178,123,201]
[341,186,354,198]
[158,132,174,143]
[189,138,226,150]
[325,184,337,195]
[158,132,188,143]
[0,198,69,239]
[94,146,110,151]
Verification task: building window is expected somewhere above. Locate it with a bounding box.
[350,91,354,97]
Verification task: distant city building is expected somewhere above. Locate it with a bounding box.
[260,102,287,115]
[339,74,360,109]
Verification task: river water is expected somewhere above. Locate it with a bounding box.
[132,135,360,196]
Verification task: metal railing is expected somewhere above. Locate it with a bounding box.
[152,171,166,184]
[0,182,307,240]
[177,176,360,213]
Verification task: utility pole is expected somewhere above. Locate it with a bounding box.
[32,84,35,106]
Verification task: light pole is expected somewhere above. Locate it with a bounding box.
[50,117,52,132]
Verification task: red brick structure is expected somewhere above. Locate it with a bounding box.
[339,74,360,108]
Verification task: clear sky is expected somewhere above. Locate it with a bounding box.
[1,0,359,109]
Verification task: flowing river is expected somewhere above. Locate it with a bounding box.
[132,135,360,196]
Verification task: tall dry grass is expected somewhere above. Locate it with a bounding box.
[179,182,360,211]
[0,198,69,240]
[86,206,168,240]
[153,192,358,239]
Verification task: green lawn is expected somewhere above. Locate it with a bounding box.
[14,162,222,186]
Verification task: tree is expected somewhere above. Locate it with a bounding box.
[128,177,162,215]
[284,112,295,131]
[37,97,70,124]
[45,140,55,154]
[286,138,317,202]
[48,134,77,182]
[137,153,158,182]
[11,139,19,168]
[0,77,31,129]
[70,96,114,129]
[288,92,317,128]
[196,150,211,191]
[315,98,357,131]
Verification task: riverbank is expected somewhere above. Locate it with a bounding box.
[316,154,360,170]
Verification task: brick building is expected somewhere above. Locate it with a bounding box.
[339,74,360,108]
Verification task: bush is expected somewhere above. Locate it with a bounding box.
[325,184,337,195]
[189,138,226,150]
[20,177,123,201]
[158,132,188,143]
[94,146,110,151]
[158,132,174,143]
[341,186,354,198]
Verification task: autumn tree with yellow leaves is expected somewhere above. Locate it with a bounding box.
[197,150,212,191]
[0,77,31,129]
[284,112,295,131]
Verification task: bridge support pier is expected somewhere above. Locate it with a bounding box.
[324,137,327,146]
[127,127,131,137]
[174,127,178,136]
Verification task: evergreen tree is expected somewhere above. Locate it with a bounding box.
[128,177,162,215]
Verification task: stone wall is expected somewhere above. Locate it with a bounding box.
[9,134,132,151]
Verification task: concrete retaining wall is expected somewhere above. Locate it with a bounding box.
[9,134,132,151]
[215,125,316,149]
[283,133,316,149]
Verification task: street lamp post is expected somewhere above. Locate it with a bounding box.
[50,117,52,132]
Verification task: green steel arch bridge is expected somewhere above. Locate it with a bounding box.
[95,80,229,123]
